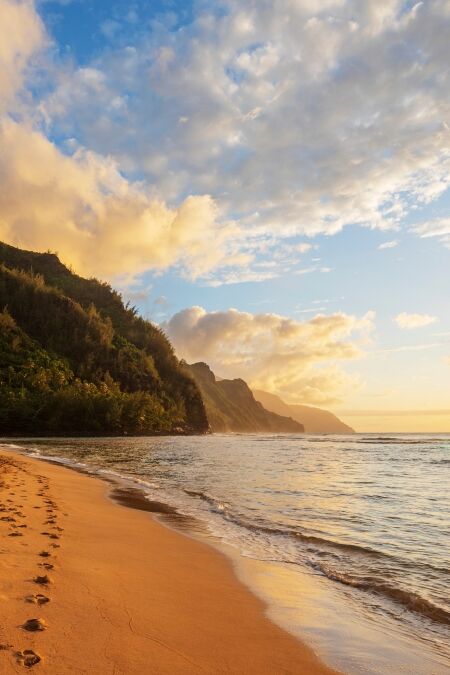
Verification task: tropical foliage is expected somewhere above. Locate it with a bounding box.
[0,242,208,435]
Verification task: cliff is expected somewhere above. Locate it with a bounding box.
[0,241,208,435]
[186,362,304,433]
[253,390,354,434]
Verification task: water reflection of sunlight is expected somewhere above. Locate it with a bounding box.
[233,555,447,675]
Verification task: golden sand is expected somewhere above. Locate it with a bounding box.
[0,450,338,674]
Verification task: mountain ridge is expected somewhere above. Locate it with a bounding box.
[0,241,208,436]
[253,389,354,434]
[185,362,304,433]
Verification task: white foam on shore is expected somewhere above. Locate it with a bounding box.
[2,437,449,675]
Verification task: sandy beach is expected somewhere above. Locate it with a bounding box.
[0,449,337,674]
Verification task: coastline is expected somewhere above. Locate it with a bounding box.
[0,448,338,674]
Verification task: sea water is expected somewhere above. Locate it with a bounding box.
[2,434,449,674]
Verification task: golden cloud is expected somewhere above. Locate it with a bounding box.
[0,0,45,111]
[394,313,438,329]
[0,119,239,279]
[0,120,239,278]
[0,0,239,281]
[164,306,375,404]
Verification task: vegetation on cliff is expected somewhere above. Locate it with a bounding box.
[0,242,208,436]
[185,362,304,433]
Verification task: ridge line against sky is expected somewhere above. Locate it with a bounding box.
[0,0,449,430]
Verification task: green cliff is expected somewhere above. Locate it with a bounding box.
[0,242,208,436]
[185,362,304,433]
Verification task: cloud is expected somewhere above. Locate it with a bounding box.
[378,240,399,250]
[338,409,450,417]
[0,0,46,111]
[294,266,332,275]
[377,342,441,353]
[295,243,315,254]
[39,0,450,248]
[0,118,242,279]
[394,312,438,329]
[0,0,244,280]
[2,0,450,283]
[413,217,450,248]
[163,306,375,404]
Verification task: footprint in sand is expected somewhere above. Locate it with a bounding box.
[39,563,54,570]
[38,551,50,558]
[22,618,47,632]
[16,649,42,667]
[8,531,23,537]
[25,594,50,605]
[41,532,60,540]
[33,575,50,585]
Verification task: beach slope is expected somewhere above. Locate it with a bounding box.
[0,450,336,674]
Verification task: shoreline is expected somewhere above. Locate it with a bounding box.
[0,447,338,674]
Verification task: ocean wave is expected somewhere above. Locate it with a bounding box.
[359,437,450,445]
[286,435,450,445]
[182,488,450,579]
[184,489,229,512]
[311,564,450,626]
[183,488,450,629]
[183,489,391,559]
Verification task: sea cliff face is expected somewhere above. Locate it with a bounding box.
[185,362,304,433]
[0,241,208,436]
[253,390,354,434]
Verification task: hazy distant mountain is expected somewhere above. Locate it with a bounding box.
[186,362,304,433]
[253,390,354,434]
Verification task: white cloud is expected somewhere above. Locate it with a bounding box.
[163,306,375,404]
[378,240,399,250]
[294,266,332,275]
[1,0,450,283]
[377,342,441,353]
[0,0,245,281]
[295,243,315,254]
[413,217,450,248]
[394,313,438,329]
[38,0,450,251]
[0,0,46,111]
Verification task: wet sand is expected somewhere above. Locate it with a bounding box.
[0,450,338,674]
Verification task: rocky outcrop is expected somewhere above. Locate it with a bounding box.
[186,363,304,433]
[253,390,354,434]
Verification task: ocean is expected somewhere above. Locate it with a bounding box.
[2,433,449,674]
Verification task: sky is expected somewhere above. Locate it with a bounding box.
[0,0,449,431]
